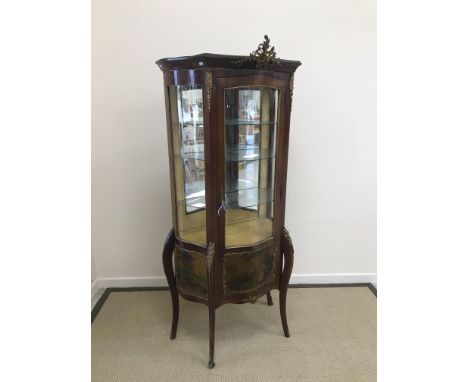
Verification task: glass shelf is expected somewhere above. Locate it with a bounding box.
[225,186,273,209]
[174,151,206,161]
[180,186,273,211]
[226,145,275,162]
[225,120,277,126]
[175,118,275,127]
[178,120,204,126]
[225,157,276,192]
[173,145,276,162]
[180,193,206,209]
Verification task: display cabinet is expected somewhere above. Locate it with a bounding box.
[157,36,301,368]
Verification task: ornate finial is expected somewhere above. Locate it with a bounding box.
[236,35,280,68]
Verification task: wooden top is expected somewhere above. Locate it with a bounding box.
[157,36,301,73]
[156,53,301,73]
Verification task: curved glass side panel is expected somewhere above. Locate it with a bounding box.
[224,87,279,248]
[168,85,206,245]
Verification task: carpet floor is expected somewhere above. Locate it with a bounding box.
[92,287,376,381]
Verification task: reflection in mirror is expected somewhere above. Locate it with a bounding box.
[175,86,205,213]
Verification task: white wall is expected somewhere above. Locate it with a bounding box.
[92,0,376,288]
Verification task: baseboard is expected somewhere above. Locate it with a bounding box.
[290,273,377,285]
[91,279,100,300]
[91,273,376,307]
[97,276,168,288]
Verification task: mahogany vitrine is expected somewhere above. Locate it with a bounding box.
[156,36,301,368]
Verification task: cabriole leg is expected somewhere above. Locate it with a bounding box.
[280,227,294,337]
[207,242,216,369]
[208,303,215,369]
[162,228,178,340]
[266,291,273,306]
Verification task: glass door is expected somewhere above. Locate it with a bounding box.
[224,87,279,247]
[168,85,206,245]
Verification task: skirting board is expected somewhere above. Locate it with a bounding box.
[91,273,376,309]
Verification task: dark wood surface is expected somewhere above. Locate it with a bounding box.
[156,53,301,73]
[162,229,178,339]
[279,228,294,337]
[206,243,215,369]
[266,291,273,306]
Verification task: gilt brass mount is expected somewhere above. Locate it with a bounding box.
[236,35,280,68]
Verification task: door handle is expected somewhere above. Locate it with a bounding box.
[217,200,226,216]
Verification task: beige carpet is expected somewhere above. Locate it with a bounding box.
[92,287,376,382]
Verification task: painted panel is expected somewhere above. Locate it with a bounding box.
[174,244,207,299]
[223,240,276,295]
